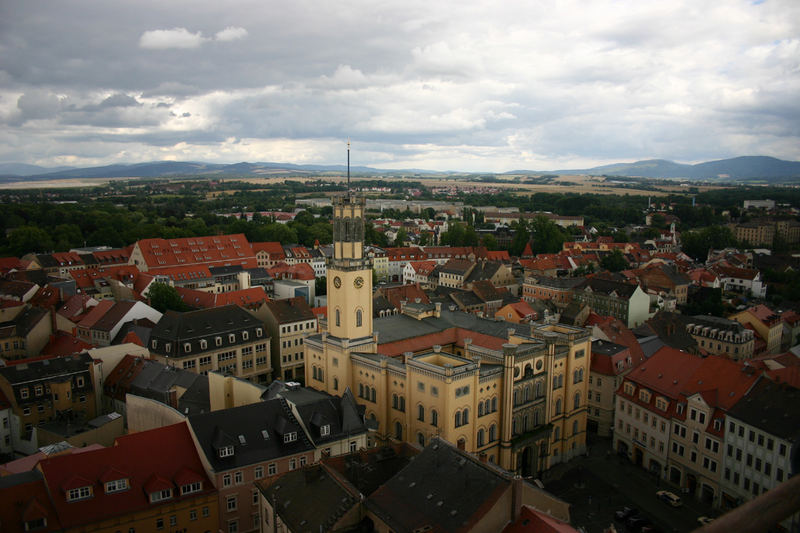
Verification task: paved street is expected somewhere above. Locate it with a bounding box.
[543,436,716,533]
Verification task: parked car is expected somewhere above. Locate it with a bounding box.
[614,506,638,522]
[627,516,652,531]
[656,490,682,507]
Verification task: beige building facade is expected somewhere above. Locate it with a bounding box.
[305,193,591,476]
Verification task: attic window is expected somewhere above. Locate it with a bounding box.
[320,425,330,437]
[215,336,222,347]
[184,343,191,353]
[67,485,93,502]
[242,331,249,341]
[105,478,129,494]
[229,333,236,343]
[200,339,207,349]
[238,435,247,445]
[256,328,263,337]
[261,429,269,440]
[283,432,297,443]
[218,445,234,458]
[150,489,172,503]
[180,481,202,495]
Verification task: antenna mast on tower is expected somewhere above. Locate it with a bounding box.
[347,139,351,189]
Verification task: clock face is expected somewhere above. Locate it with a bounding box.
[333,276,342,288]
[354,276,364,288]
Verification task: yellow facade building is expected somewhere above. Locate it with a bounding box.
[305,193,591,475]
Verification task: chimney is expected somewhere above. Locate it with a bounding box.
[403,351,413,364]
[167,389,178,408]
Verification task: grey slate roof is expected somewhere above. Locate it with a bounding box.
[0,305,48,338]
[529,276,586,290]
[727,377,800,442]
[373,308,529,346]
[577,277,638,299]
[0,352,93,387]
[265,297,315,325]
[365,438,515,532]
[188,398,314,471]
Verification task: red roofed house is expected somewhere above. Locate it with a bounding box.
[587,337,643,437]
[38,422,218,532]
[495,300,537,324]
[251,241,286,268]
[129,234,256,272]
[0,469,62,532]
[731,304,783,355]
[614,347,760,507]
[75,300,162,347]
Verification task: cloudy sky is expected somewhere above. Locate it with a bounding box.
[1,0,798,172]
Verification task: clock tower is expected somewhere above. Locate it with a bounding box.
[327,193,373,341]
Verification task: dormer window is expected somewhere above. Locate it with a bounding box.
[256,328,263,337]
[215,336,222,347]
[152,340,158,349]
[229,333,236,343]
[67,485,93,502]
[677,404,685,415]
[218,445,234,458]
[624,382,635,395]
[283,432,297,443]
[165,343,172,352]
[180,481,203,495]
[20,387,29,399]
[184,343,191,353]
[105,478,129,494]
[242,331,249,341]
[320,425,330,437]
[200,339,207,349]
[150,489,173,503]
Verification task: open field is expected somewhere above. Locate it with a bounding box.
[0,173,729,197]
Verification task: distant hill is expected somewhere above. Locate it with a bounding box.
[1,155,798,183]
[546,156,800,181]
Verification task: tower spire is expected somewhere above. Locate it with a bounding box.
[347,139,350,189]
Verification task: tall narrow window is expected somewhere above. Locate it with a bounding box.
[431,410,438,427]
[418,405,425,422]
[356,309,363,327]
[336,309,341,327]
[395,422,403,440]
[574,392,581,410]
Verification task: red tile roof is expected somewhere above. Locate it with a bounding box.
[57,294,97,321]
[40,331,93,357]
[251,241,286,258]
[134,233,256,270]
[0,470,63,532]
[0,256,23,274]
[76,300,114,329]
[69,265,140,289]
[39,422,215,529]
[503,505,578,533]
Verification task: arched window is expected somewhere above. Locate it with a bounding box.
[523,415,529,431]
[463,408,469,425]
[312,367,318,380]
[514,389,520,405]
[535,381,542,398]
[478,403,484,417]
[512,418,517,435]
[399,396,405,412]
[559,375,564,388]
[573,420,579,435]
[359,383,364,398]
[370,388,376,402]
[418,404,425,422]
[534,410,540,427]
[525,385,531,402]
[395,422,403,440]
[392,393,398,409]
[319,369,324,381]
[491,398,497,412]
[489,424,497,442]
[335,308,341,327]
[333,377,338,390]
[417,432,425,447]
[555,399,562,416]
[554,427,560,441]
[574,392,581,409]
[477,429,485,447]
[455,411,462,427]
[356,309,363,327]
[485,399,491,413]
[431,409,438,427]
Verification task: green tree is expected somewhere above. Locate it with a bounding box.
[530,216,565,254]
[600,249,629,272]
[147,282,190,313]
[315,276,327,296]
[9,225,54,256]
[394,228,408,246]
[481,234,498,250]
[509,220,531,257]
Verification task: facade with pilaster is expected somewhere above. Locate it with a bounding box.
[304,193,591,475]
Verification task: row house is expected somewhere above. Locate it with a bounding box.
[23,252,88,278]
[0,279,40,303]
[149,304,273,384]
[178,286,270,312]
[0,353,99,452]
[76,299,162,347]
[129,234,257,272]
[722,378,800,527]
[522,276,584,308]
[0,305,52,362]
[188,385,368,533]
[632,264,691,305]
[69,264,140,300]
[685,315,755,360]
[365,246,389,281]
[151,264,215,291]
[384,246,426,282]
[573,277,651,328]
[252,242,286,269]
[372,284,430,318]
[262,297,318,382]
[587,339,639,437]
[614,348,760,507]
[402,260,438,287]
[38,422,219,532]
[712,265,766,299]
[730,304,782,355]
